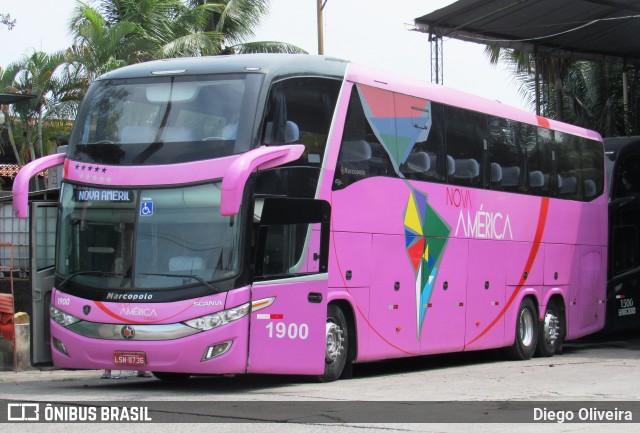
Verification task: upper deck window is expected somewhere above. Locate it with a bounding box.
[332,84,603,201]
[68,73,262,165]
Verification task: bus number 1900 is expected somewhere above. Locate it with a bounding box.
[266,322,309,340]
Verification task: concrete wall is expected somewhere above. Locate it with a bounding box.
[0,324,32,371]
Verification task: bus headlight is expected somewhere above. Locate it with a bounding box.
[50,305,81,327]
[184,302,250,331]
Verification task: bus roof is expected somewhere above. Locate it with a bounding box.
[97,54,601,143]
[97,54,349,82]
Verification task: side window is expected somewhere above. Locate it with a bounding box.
[253,198,330,280]
[259,224,309,277]
[399,100,447,183]
[580,138,604,200]
[516,123,538,193]
[333,86,397,190]
[262,77,340,162]
[258,77,341,198]
[445,106,487,187]
[488,117,526,193]
[556,132,583,200]
[527,127,557,197]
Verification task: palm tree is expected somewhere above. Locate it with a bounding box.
[1,51,78,165]
[68,1,149,82]
[186,0,306,54]
[484,46,571,121]
[71,0,218,60]
[559,62,640,137]
[484,46,640,138]
[69,0,305,73]
[0,64,24,167]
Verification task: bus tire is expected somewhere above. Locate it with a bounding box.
[152,372,191,381]
[535,300,564,357]
[317,304,348,382]
[504,297,538,360]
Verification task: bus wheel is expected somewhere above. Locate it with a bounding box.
[535,300,563,357]
[152,372,191,381]
[317,304,348,382]
[504,297,538,360]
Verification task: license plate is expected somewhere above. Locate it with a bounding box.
[113,351,146,366]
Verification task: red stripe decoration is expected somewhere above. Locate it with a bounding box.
[94,300,193,324]
[537,116,551,129]
[467,197,550,346]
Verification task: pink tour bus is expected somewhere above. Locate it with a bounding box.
[14,54,606,381]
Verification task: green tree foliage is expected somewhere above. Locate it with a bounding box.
[186,0,305,54]
[1,51,82,166]
[68,3,145,82]
[1,0,303,164]
[68,0,306,77]
[486,46,640,137]
[1,12,16,30]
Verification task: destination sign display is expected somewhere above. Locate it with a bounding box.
[74,189,134,202]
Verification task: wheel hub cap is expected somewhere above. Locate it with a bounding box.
[543,312,560,346]
[325,321,344,363]
[519,308,534,347]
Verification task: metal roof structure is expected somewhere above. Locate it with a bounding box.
[414,0,640,64]
[0,93,35,105]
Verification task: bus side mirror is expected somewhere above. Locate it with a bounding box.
[12,153,66,219]
[220,145,304,216]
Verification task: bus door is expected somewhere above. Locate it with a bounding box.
[30,201,57,366]
[248,197,330,375]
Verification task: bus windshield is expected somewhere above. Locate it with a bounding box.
[57,182,241,290]
[68,73,262,165]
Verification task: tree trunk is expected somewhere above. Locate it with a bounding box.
[554,76,564,122]
[26,126,36,164]
[37,107,44,158]
[5,114,22,168]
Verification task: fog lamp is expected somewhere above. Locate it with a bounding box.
[52,337,70,356]
[201,341,232,361]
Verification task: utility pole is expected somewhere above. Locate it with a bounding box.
[317,0,327,55]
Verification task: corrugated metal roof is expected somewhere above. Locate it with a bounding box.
[414,0,640,63]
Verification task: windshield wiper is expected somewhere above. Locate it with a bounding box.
[138,272,221,292]
[58,271,126,289]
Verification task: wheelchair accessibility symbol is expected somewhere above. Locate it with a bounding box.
[140,201,153,216]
